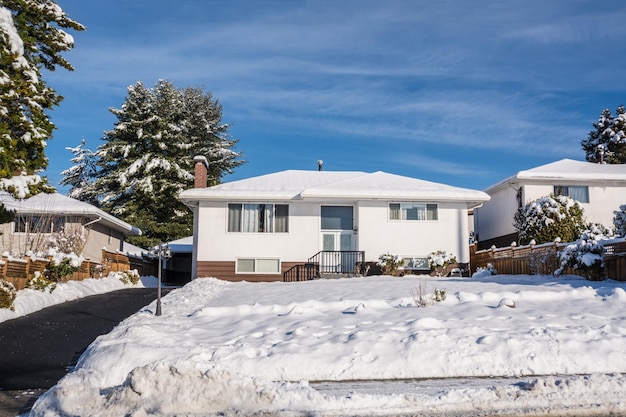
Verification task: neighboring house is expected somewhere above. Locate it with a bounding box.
[0,192,142,263]
[473,159,626,250]
[179,157,490,282]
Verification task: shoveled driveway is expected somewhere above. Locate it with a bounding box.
[0,288,167,416]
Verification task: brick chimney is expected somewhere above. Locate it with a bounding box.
[193,155,209,188]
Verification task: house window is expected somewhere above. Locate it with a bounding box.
[236,258,281,274]
[321,206,353,230]
[13,215,66,233]
[389,203,438,221]
[228,204,289,233]
[553,186,589,203]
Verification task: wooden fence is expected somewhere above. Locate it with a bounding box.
[471,239,626,281]
[1,249,158,291]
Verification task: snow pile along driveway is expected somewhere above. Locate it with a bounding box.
[31,275,626,416]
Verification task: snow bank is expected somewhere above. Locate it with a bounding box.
[29,274,626,416]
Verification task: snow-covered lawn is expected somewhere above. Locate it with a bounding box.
[27,274,626,416]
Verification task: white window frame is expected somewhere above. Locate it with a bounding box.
[553,185,590,204]
[227,203,289,233]
[389,203,438,221]
[235,257,281,274]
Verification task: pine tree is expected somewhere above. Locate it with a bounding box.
[59,138,98,205]
[514,195,586,245]
[0,1,84,197]
[582,106,626,164]
[75,80,244,248]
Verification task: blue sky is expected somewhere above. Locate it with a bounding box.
[45,0,626,192]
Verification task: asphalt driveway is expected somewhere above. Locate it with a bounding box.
[0,287,166,416]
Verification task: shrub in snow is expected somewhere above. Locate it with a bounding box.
[473,263,497,277]
[555,234,606,281]
[46,251,83,282]
[26,271,57,293]
[584,223,614,241]
[410,280,446,307]
[514,195,585,245]
[614,204,626,237]
[0,279,17,310]
[377,253,402,275]
[46,228,87,256]
[428,250,457,276]
[117,269,141,285]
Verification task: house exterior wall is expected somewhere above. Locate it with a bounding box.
[475,179,626,249]
[473,185,520,245]
[194,198,472,281]
[355,201,471,263]
[82,222,125,262]
[0,218,125,263]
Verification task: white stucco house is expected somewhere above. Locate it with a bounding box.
[473,159,626,250]
[0,192,142,262]
[179,157,490,282]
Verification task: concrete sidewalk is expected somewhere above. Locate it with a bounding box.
[0,288,166,417]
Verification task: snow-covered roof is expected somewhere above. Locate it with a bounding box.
[484,159,626,193]
[180,170,490,208]
[165,236,193,253]
[0,192,141,236]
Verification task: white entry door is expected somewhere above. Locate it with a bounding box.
[320,206,355,273]
[322,231,354,252]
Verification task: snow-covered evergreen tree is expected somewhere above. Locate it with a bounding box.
[59,138,98,205]
[513,195,585,245]
[0,1,84,197]
[614,204,626,237]
[582,106,626,164]
[78,80,244,247]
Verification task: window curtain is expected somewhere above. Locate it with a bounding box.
[568,187,589,203]
[275,205,289,232]
[389,203,400,220]
[426,204,438,221]
[243,204,260,232]
[228,204,242,232]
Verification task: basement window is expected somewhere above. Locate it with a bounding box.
[236,258,281,274]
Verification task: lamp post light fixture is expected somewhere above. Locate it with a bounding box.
[155,243,172,317]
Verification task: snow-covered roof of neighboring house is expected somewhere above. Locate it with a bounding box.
[180,170,490,209]
[0,192,142,236]
[165,236,193,253]
[484,159,626,194]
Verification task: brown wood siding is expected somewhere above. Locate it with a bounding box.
[196,261,300,282]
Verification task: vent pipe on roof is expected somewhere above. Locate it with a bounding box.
[317,160,323,171]
[596,144,606,164]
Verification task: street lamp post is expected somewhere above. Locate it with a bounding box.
[155,243,171,316]
[156,242,163,316]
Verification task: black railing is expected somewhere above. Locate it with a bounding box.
[283,251,366,282]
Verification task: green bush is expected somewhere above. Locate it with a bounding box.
[118,269,141,285]
[514,195,585,245]
[377,253,403,275]
[26,272,57,293]
[0,279,17,310]
[46,257,79,282]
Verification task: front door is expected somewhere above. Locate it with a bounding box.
[320,206,355,273]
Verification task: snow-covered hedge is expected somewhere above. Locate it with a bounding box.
[514,195,585,245]
[428,250,457,276]
[555,234,606,281]
[0,279,17,310]
[377,253,403,275]
[614,204,626,237]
